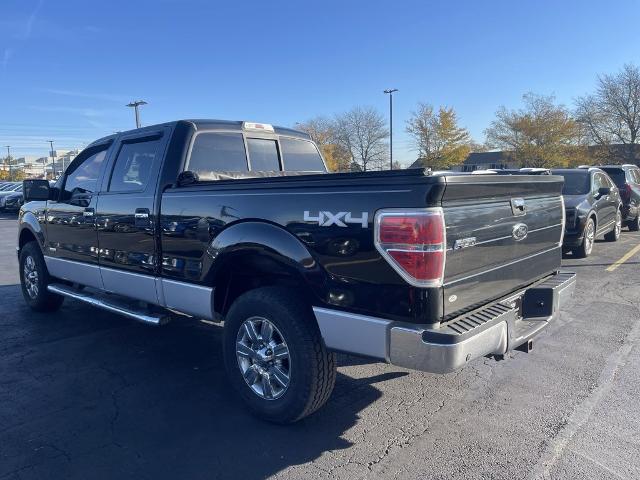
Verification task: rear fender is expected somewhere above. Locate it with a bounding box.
[204,221,325,313]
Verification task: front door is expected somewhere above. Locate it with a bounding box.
[95,129,168,304]
[44,143,111,288]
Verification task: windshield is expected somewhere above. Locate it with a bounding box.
[557,172,590,195]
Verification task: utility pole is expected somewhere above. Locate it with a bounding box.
[48,140,56,178]
[4,145,11,180]
[383,89,398,170]
[126,100,147,128]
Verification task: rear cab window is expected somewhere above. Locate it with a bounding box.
[280,137,325,171]
[186,130,326,180]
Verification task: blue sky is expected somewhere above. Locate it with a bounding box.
[1,0,639,166]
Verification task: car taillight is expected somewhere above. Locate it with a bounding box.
[621,184,632,201]
[374,208,446,287]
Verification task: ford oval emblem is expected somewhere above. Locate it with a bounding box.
[512,223,528,241]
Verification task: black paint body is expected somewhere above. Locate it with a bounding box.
[19,120,565,326]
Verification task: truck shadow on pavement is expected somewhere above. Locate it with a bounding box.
[0,284,406,480]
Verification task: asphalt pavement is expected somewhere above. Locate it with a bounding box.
[1,212,640,480]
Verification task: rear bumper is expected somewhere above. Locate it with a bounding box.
[314,271,576,374]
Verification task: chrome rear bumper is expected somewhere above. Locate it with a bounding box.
[314,271,576,374]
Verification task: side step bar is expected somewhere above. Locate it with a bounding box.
[48,284,171,326]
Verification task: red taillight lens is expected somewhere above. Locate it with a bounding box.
[375,210,446,287]
[622,184,632,201]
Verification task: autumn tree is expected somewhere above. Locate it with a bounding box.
[406,103,472,169]
[485,93,585,168]
[575,63,640,164]
[294,116,350,172]
[333,106,388,171]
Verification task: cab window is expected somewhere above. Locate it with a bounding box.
[109,138,162,192]
[280,138,325,171]
[247,138,280,171]
[188,132,248,177]
[62,149,108,205]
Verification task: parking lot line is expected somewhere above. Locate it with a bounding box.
[606,243,640,272]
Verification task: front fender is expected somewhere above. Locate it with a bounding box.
[18,208,46,252]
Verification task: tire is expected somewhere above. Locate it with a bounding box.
[604,210,622,242]
[223,287,337,423]
[573,217,595,258]
[19,241,64,312]
[628,213,640,232]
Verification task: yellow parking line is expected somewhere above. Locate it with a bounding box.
[606,243,640,272]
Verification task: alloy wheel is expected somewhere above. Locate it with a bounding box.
[23,255,39,299]
[236,316,290,400]
[585,220,595,255]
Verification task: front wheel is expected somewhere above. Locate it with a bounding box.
[223,287,337,423]
[19,241,64,312]
[604,210,622,242]
[574,217,595,258]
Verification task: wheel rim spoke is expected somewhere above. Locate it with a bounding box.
[260,320,274,343]
[236,343,256,360]
[243,365,260,385]
[262,375,274,399]
[243,321,260,344]
[272,343,289,360]
[270,366,289,388]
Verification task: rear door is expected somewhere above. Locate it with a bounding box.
[44,143,112,288]
[441,175,564,317]
[95,128,168,303]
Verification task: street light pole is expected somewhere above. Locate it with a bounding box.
[126,100,147,128]
[4,145,11,180]
[48,140,55,178]
[383,89,398,170]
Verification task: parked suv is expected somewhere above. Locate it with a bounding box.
[552,168,622,257]
[596,165,640,231]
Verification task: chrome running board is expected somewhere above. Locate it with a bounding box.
[48,283,171,326]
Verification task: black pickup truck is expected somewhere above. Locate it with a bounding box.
[18,119,575,423]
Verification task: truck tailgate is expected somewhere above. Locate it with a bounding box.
[441,175,564,318]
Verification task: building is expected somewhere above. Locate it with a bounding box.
[409,151,514,171]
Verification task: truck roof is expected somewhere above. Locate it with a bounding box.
[88,119,311,148]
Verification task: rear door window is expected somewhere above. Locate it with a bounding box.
[109,138,162,193]
[247,138,280,171]
[188,132,248,176]
[280,138,325,171]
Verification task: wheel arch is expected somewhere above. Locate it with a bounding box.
[18,212,45,254]
[204,221,325,316]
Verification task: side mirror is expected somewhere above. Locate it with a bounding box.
[597,186,611,197]
[23,179,51,202]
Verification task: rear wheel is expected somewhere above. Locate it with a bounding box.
[223,287,336,423]
[19,241,64,312]
[604,210,622,242]
[573,217,595,258]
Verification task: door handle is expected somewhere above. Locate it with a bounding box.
[83,208,95,217]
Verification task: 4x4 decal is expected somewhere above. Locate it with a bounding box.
[304,211,369,228]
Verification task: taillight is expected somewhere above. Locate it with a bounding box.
[621,184,632,201]
[374,208,446,287]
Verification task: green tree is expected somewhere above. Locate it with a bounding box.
[406,103,472,169]
[485,93,585,168]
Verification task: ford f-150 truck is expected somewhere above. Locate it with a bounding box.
[18,119,575,423]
